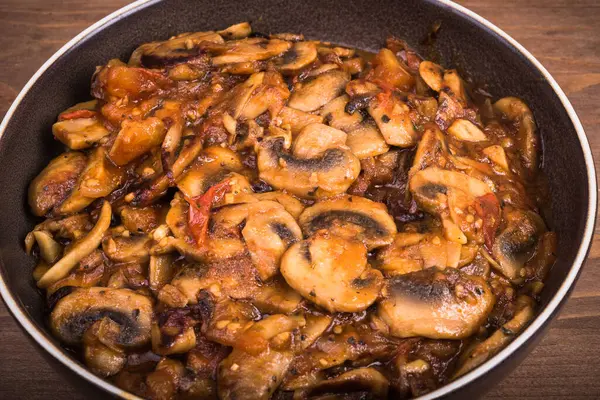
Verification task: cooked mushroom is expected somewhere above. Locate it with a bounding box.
[82,319,127,377]
[218,22,252,40]
[102,234,151,264]
[288,70,350,112]
[378,267,495,339]
[298,195,397,249]
[257,136,361,198]
[109,117,167,166]
[493,97,539,176]
[227,70,290,120]
[434,70,474,130]
[346,123,390,159]
[292,123,348,159]
[52,116,111,150]
[418,61,444,92]
[37,201,112,289]
[279,41,318,74]
[217,315,300,400]
[209,38,292,65]
[368,92,418,147]
[278,106,324,135]
[28,151,87,216]
[454,296,534,377]
[483,145,510,171]
[200,297,260,347]
[447,119,488,142]
[491,208,546,280]
[408,124,448,177]
[148,254,176,292]
[50,287,153,347]
[306,368,390,399]
[320,95,363,133]
[32,231,62,264]
[281,232,383,312]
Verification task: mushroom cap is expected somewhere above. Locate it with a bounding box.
[279,41,318,74]
[50,287,153,347]
[298,195,397,250]
[280,233,383,313]
[378,267,495,339]
[288,70,350,112]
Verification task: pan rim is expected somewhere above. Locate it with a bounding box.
[0,0,595,399]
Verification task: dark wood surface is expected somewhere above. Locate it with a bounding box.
[0,0,599,398]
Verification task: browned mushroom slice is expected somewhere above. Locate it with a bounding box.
[434,70,475,130]
[279,41,318,74]
[56,147,125,214]
[278,106,324,135]
[218,315,300,400]
[408,124,448,177]
[121,205,167,234]
[493,97,539,176]
[281,233,383,312]
[109,117,167,166]
[306,368,390,399]
[251,191,305,219]
[491,208,546,280]
[378,267,495,339]
[447,119,488,142]
[210,38,292,65]
[346,123,390,159]
[82,319,127,377]
[454,296,534,377]
[292,123,348,159]
[368,92,418,147]
[199,297,260,347]
[298,195,397,250]
[251,276,303,314]
[288,70,350,112]
[176,146,244,198]
[218,22,252,40]
[320,95,363,132]
[28,151,87,216]
[102,234,151,264]
[52,117,111,150]
[31,231,63,264]
[418,61,444,92]
[49,287,153,347]
[483,145,510,171]
[227,70,290,120]
[257,136,360,198]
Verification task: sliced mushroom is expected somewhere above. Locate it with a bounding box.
[50,287,153,347]
[493,97,539,176]
[151,322,196,356]
[281,232,383,312]
[434,70,474,131]
[56,147,125,214]
[28,152,88,216]
[217,315,299,400]
[228,70,290,120]
[306,368,389,399]
[278,106,324,135]
[102,235,151,264]
[483,145,510,171]
[298,195,397,250]
[32,231,63,264]
[82,319,127,377]
[279,41,318,74]
[52,117,111,150]
[378,267,495,339]
[199,297,260,347]
[251,277,303,314]
[288,70,350,112]
[346,123,390,159]
[109,117,167,166]
[320,95,363,133]
[37,201,112,289]
[368,92,417,147]
[210,38,292,65]
[447,119,488,142]
[251,191,305,219]
[292,123,348,159]
[218,22,252,40]
[418,61,444,92]
[491,208,546,280]
[408,124,448,178]
[257,136,360,198]
[121,205,166,234]
[454,296,534,377]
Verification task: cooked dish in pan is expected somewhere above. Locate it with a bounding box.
[25,22,556,399]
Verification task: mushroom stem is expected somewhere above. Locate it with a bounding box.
[37,201,112,289]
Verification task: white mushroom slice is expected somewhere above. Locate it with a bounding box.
[37,201,112,289]
[418,61,444,92]
[228,70,290,120]
[211,38,292,65]
[483,145,510,171]
[56,147,125,214]
[52,117,111,150]
[251,191,305,219]
[278,106,324,135]
[454,296,534,377]
[377,231,462,276]
[32,231,63,264]
[493,97,539,175]
[408,124,448,177]
[288,70,350,112]
[257,136,360,198]
[218,22,252,40]
[28,151,88,217]
[298,195,397,250]
[279,41,318,73]
[292,123,348,159]
[218,315,300,400]
[368,92,417,147]
[49,287,153,347]
[346,123,390,159]
[491,209,546,280]
[306,368,390,399]
[320,95,363,132]
[378,267,495,339]
[149,254,176,292]
[281,233,383,312]
[447,119,488,142]
[176,146,244,198]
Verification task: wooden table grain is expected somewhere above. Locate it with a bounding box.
[0,1,599,398]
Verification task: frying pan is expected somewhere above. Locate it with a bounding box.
[0,0,595,398]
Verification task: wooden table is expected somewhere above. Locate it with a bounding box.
[0,0,598,398]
